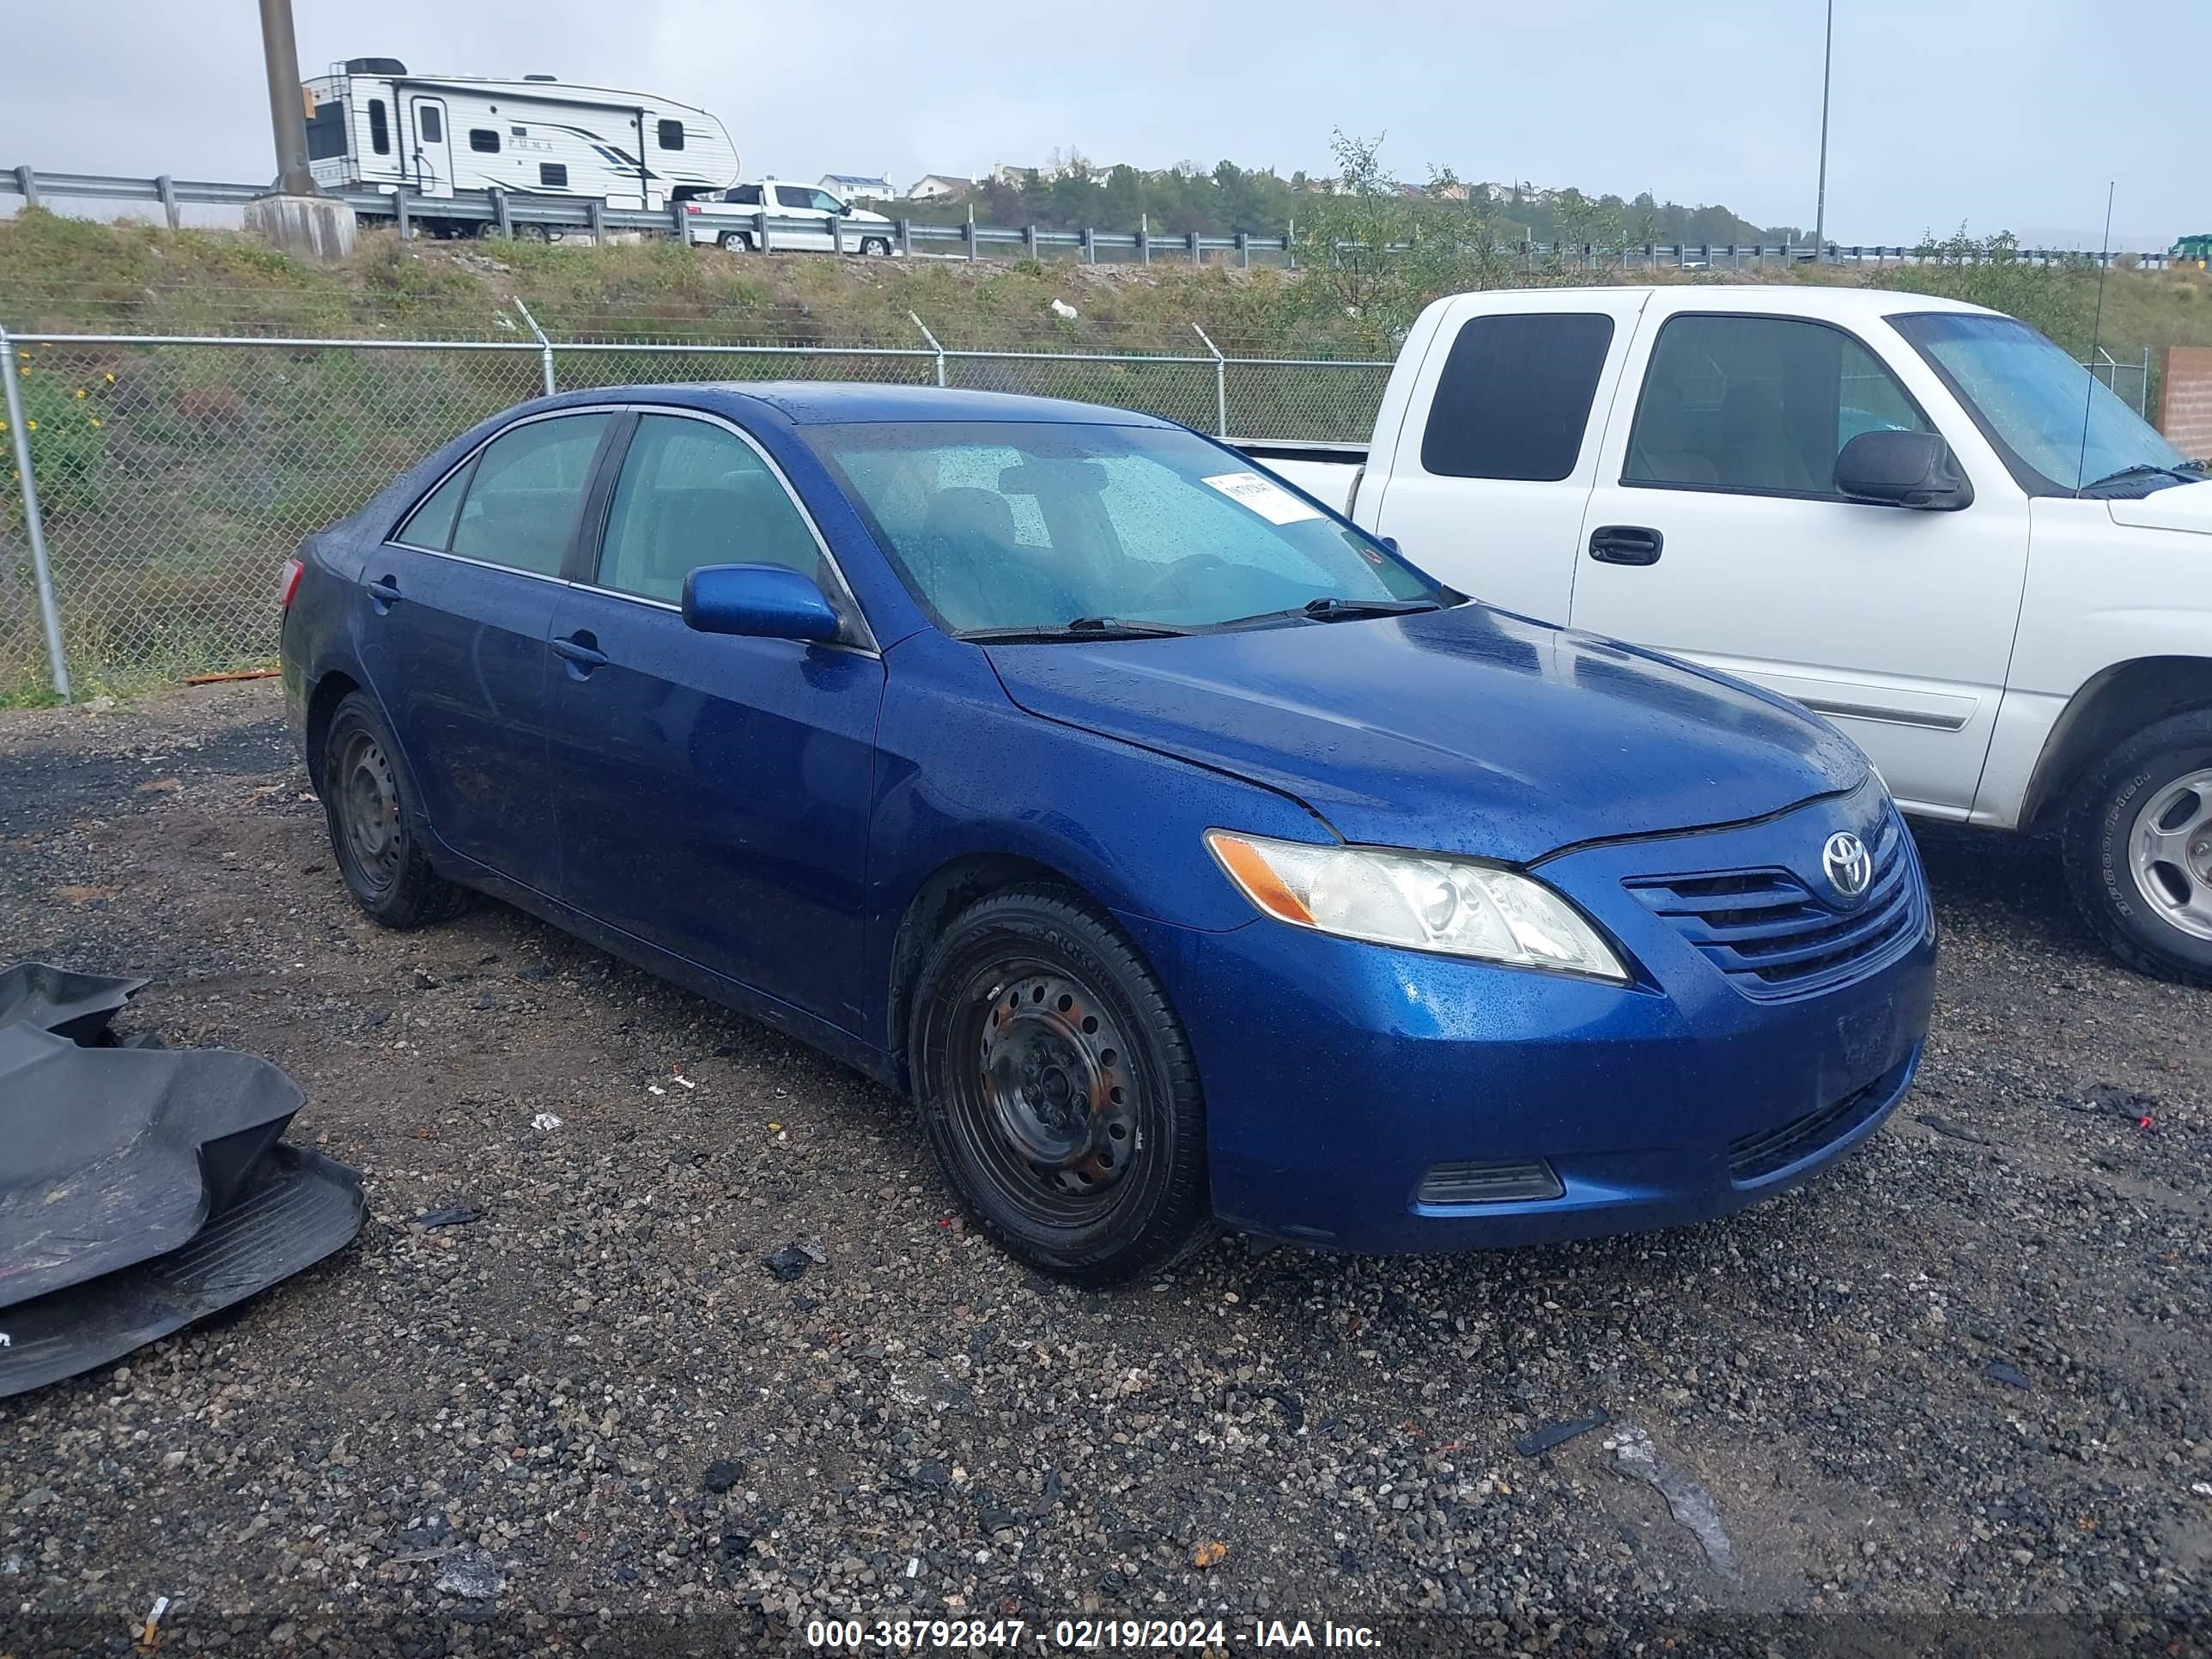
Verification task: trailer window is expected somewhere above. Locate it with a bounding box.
[657,119,685,149]
[305,100,348,161]
[539,163,568,189]
[367,100,391,156]
[1420,313,1614,482]
[416,106,442,143]
[469,129,501,154]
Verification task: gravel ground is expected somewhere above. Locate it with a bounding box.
[1,682,2208,1657]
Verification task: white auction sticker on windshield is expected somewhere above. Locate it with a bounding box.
[1200,471,1323,525]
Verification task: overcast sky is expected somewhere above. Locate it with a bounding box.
[3,0,2202,246]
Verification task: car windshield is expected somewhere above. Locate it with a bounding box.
[1890,311,2197,495]
[806,420,1448,635]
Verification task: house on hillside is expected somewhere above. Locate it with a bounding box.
[819,173,895,204]
[906,173,973,201]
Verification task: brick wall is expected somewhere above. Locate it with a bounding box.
[2154,345,2212,461]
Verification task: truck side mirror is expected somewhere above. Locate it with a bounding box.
[1834,429,1973,511]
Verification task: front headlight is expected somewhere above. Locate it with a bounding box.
[1205,830,1629,982]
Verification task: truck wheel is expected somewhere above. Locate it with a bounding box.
[719,230,755,253]
[320,692,473,931]
[907,887,1213,1284]
[2062,708,2212,986]
[860,235,891,257]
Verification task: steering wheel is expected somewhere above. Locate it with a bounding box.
[1128,552,1232,615]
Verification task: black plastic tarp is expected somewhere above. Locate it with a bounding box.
[0,963,366,1397]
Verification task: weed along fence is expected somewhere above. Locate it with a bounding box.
[0,311,1390,701]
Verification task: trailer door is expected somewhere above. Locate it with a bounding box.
[409,96,454,198]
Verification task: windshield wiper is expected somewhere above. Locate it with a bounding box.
[1219,596,1443,629]
[2078,462,2203,494]
[960,617,1191,643]
[1302,597,1443,621]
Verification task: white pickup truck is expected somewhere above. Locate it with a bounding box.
[1244,285,2212,983]
[681,179,899,256]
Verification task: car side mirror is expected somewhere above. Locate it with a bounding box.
[1834,429,1973,510]
[682,563,844,643]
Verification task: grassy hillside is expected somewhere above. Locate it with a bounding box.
[3,210,2209,704]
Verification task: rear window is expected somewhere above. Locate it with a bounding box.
[1419,313,1615,482]
[306,100,348,161]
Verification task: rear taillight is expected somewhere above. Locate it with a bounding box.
[684,203,701,214]
[278,558,304,611]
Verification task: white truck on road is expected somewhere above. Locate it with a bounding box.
[1246,285,2212,983]
[682,179,900,256]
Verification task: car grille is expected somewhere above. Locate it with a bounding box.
[1626,807,1920,1000]
[1727,1056,1909,1182]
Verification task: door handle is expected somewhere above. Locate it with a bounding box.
[1588,525,1664,566]
[364,575,403,608]
[551,632,609,673]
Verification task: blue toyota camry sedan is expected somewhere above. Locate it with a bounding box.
[280,383,1935,1282]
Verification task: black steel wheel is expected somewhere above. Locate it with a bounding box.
[319,692,471,930]
[908,888,1212,1282]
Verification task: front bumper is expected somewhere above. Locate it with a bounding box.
[1141,787,1936,1255]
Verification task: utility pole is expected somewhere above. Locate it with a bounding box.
[258,0,315,195]
[1813,0,1833,258]
[246,0,354,258]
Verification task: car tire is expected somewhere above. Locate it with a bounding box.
[2062,708,2212,986]
[719,230,755,253]
[320,691,473,931]
[860,236,890,257]
[908,887,1213,1283]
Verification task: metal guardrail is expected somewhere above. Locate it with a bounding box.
[4,164,2177,270]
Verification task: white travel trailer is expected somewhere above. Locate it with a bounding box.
[303,58,738,234]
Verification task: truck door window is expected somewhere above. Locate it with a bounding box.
[1626,314,1929,498]
[1420,313,1614,482]
[775,185,815,210]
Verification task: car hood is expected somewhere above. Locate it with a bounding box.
[2107,479,2212,536]
[986,605,1869,864]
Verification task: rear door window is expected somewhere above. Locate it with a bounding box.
[448,414,614,576]
[596,415,823,604]
[1420,313,1615,482]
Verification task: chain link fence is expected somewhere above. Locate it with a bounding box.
[0,318,1389,702]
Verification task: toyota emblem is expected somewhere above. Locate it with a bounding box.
[1822,830,1873,901]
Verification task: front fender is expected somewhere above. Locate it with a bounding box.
[861,629,1331,1051]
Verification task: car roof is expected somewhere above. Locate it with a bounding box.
[1481,283,2000,320]
[566,382,1181,428]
